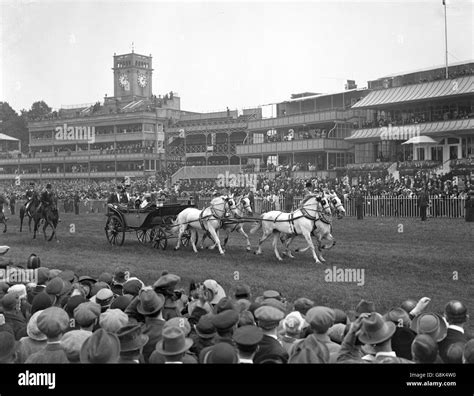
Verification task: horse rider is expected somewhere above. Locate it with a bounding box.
[38,183,59,221]
[0,193,8,220]
[25,182,37,214]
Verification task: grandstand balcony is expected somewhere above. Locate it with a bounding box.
[29,131,157,147]
[236,138,352,156]
[0,170,146,181]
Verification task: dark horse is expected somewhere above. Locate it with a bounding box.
[0,195,8,233]
[33,197,59,241]
[20,192,40,233]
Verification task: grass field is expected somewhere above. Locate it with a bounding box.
[1,211,473,329]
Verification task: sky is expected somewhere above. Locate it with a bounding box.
[1,0,472,114]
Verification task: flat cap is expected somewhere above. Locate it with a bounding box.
[211,309,239,331]
[1,293,19,311]
[384,308,411,328]
[45,277,64,296]
[262,290,281,300]
[293,297,314,315]
[61,330,91,362]
[233,325,263,347]
[74,302,101,327]
[261,298,286,314]
[37,307,70,338]
[196,315,217,339]
[99,309,129,333]
[254,306,284,330]
[305,306,336,333]
[110,294,133,312]
[164,317,191,336]
[153,273,180,290]
[58,270,76,283]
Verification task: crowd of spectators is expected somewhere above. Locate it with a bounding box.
[0,254,472,364]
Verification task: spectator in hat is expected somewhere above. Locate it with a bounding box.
[234,283,251,301]
[190,314,217,356]
[238,310,256,327]
[136,289,166,363]
[89,281,110,298]
[400,299,417,315]
[151,326,194,364]
[30,292,53,315]
[45,277,65,306]
[153,273,183,320]
[80,328,120,363]
[1,292,27,340]
[111,269,130,296]
[110,294,133,312]
[384,308,416,360]
[299,306,339,363]
[0,331,17,363]
[234,325,263,363]
[123,277,144,297]
[293,297,314,316]
[98,272,113,287]
[462,339,474,364]
[15,310,47,363]
[202,342,238,364]
[253,305,288,364]
[279,311,307,354]
[73,302,101,333]
[214,297,237,314]
[202,279,226,307]
[94,288,115,313]
[357,312,412,363]
[99,308,129,333]
[438,300,468,363]
[117,323,149,363]
[78,276,97,299]
[411,334,438,363]
[7,284,31,323]
[25,307,70,363]
[61,330,91,363]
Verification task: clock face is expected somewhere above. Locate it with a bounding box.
[119,74,128,88]
[137,73,148,88]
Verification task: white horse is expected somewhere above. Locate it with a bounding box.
[280,190,346,262]
[172,195,238,255]
[200,195,254,251]
[249,194,332,264]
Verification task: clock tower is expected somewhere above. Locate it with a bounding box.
[113,51,153,101]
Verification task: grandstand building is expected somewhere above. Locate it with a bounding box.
[345,61,474,179]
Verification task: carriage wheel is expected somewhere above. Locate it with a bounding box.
[136,229,153,245]
[181,229,197,247]
[105,215,125,246]
[152,227,167,250]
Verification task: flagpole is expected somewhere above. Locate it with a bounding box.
[443,0,449,79]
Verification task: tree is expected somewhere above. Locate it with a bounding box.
[0,102,28,152]
[24,100,52,120]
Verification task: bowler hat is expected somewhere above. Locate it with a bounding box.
[357,312,396,345]
[202,342,238,364]
[80,329,120,363]
[444,300,468,324]
[27,254,41,270]
[116,324,149,352]
[410,312,447,342]
[136,289,165,316]
[155,326,193,356]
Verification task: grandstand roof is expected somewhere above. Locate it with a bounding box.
[0,133,19,142]
[346,118,474,142]
[352,76,474,109]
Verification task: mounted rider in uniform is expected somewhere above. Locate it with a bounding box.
[25,182,37,214]
[38,183,58,220]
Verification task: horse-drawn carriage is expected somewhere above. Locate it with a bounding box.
[105,203,197,248]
